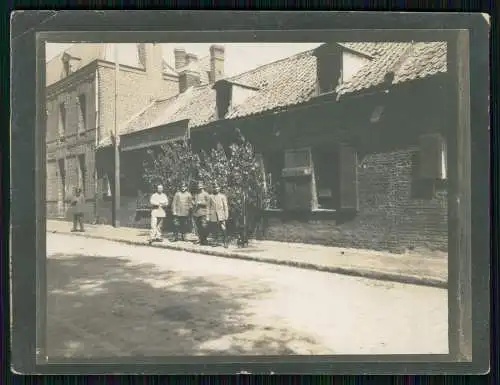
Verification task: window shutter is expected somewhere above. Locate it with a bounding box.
[419,133,446,180]
[47,161,57,201]
[282,148,315,211]
[339,144,359,210]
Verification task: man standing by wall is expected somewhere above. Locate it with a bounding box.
[172,182,193,241]
[209,184,229,248]
[149,184,169,244]
[70,187,86,232]
[192,181,210,245]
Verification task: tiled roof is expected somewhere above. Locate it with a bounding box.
[339,42,383,57]
[149,86,216,129]
[225,50,317,119]
[107,41,447,148]
[336,42,447,96]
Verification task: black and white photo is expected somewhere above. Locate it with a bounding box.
[44,40,453,357]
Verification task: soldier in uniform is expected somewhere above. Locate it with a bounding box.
[192,181,210,245]
[172,182,193,241]
[149,184,169,244]
[209,183,229,248]
[70,187,86,232]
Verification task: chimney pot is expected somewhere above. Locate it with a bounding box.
[173,48,187,69]
[185,53,198,66]
[210,44,225,83]
[179,70,201,93]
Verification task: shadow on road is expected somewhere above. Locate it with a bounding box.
[47,252,311,358]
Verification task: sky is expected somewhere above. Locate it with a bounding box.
[46,42,323,77]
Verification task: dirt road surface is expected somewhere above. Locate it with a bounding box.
[46,233,448,357]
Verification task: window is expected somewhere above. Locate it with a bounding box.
[58,103,66,138]
[282,148,315,211]
[312,145,358,211]
[103,174,112,198]
[77,154,86,194]
[411,133,447,199]
[313,148,340,210]
[57,159,66,216]
[418,133,447,180]
[77,94,87,134]
[258,145,359,212]
[262,152,284,209]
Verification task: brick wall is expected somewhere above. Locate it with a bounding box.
[46,73,98,220]
[263,147,448,252]
[97,64,178,142]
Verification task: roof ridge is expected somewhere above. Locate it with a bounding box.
[119,99,158,132]
[227,48,316,82]
[338,43,376,59]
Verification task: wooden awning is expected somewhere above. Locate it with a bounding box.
[120,119,190,152]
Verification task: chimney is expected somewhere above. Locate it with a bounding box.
[143,43,163,80]
[179,69,201,93]
[209,45,225,83]
[174,48,187,69]
[137,43,147,68]
[185,53,198,67]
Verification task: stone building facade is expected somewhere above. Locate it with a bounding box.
[104,41,449,253]
[45,43,179,221]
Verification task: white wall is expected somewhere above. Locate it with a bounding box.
[231,84,258,108]
[342,50,371,83]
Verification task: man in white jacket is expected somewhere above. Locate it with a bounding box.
[149,184,169,244]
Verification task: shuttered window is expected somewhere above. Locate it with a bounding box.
[77,94,87,134]
[338,144,359,210]
[411,151,435,199]
[103,174,112,198]
[313,148,339,209]
[282,148,316,211]
[47,161,58,201]
[57,159,66,216]
[279,145,359,212]
[419,133,447,180]
[58,103,66,137]
[77,154,86,195]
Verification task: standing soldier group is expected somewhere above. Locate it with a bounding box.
[149,181,229,248]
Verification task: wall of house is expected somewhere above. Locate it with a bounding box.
[252,78,449,253]
[96,63,178,142]
[46,71,98,221]
[263,147,448,252]
[342,50,371,83]
[94,147,157,228]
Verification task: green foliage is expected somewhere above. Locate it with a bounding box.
[142,129,275,221]
[142,140,199,199]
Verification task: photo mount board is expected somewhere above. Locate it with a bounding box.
[10,10,491,375]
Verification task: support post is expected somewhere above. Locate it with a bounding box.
[447,31,472,361]
[112,44,121,228]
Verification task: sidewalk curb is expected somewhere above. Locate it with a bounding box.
[49,230,448,289]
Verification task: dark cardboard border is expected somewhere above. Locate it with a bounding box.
[10,10,491,375]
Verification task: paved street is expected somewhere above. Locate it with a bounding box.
[46,233,448,357]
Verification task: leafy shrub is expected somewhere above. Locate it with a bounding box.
[142,129,275,226]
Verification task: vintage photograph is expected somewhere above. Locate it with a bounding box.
[45,41,449,357]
